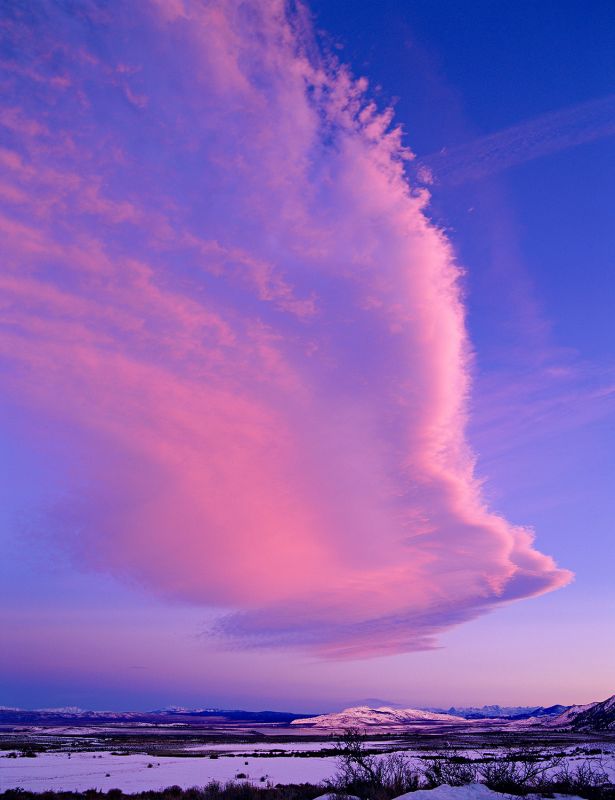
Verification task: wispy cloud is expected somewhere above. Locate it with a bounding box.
[0,0,570,658]
[416,93,615,185]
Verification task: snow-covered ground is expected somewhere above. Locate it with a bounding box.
[398,787,512,800]
[396,786,585,800]
[2,741,614,793]
[0,750,337,792]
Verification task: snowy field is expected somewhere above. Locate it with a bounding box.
[2,741,615,793]
[0,750,337,792]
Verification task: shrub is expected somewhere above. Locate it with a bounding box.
[423,750,479,788]
[330,732,615,800]
[330,729,421,800]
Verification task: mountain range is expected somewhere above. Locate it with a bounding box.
[291,694,615,730]
[423,704,568,720]
[1,693,613,731]
[0,706,310,725]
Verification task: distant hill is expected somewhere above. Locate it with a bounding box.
[159,708,311,723]
[507,704,569,720]
[544,694,615,731]
[291,705,461,728]
[5,696,612,730]
[422,704,568,720]
[0,706,312,726]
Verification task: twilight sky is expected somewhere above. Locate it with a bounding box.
[1,0,614,712]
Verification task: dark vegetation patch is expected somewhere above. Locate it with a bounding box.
[0,783,323,800]
[329,729,615,800]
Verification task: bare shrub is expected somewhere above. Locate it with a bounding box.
[331,729,420,800]
[551,759,610,795]
[423,747,479,788]
[478,747,563,794]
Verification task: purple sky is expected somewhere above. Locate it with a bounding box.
[1,0,614,711]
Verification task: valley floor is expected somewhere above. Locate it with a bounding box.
[1,722,615,793]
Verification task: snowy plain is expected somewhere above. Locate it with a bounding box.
[0,750,336,792]
[2,740,615,793]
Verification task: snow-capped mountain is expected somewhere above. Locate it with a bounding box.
[37,706,88,715]
[423,705,566,720]
[291,705,462,728]
[524,693,615,731]
[570,694,615,730]
[538,702,597,728]
[546,694,615,731]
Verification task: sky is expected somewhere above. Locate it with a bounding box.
[0,0,614,713]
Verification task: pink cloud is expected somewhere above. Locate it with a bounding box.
[0,0,571,657]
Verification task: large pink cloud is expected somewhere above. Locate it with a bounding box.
[0,0,571,657]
